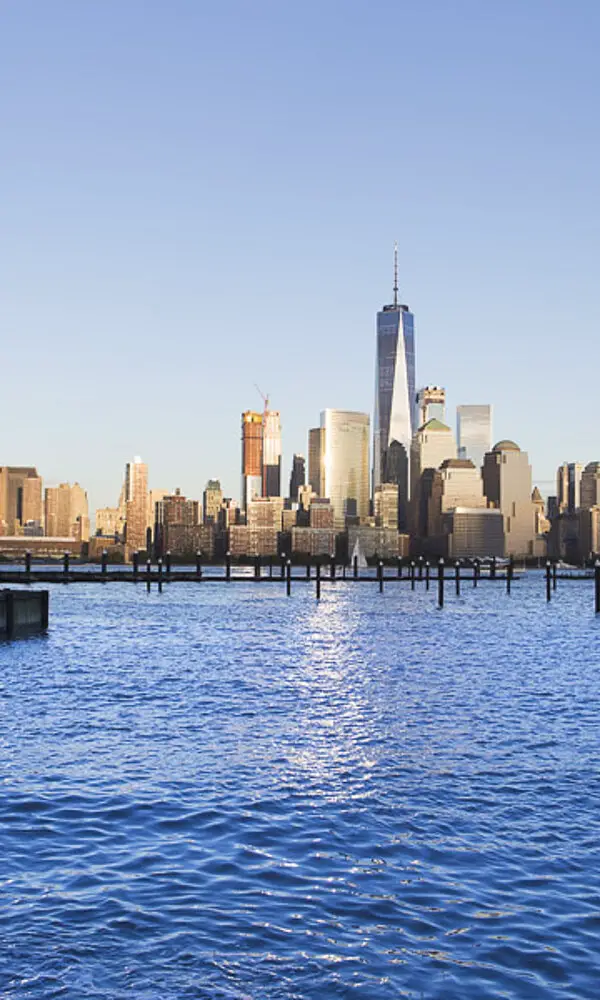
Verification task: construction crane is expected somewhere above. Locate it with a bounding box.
[254,384,269,414]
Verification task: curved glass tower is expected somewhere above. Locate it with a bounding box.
[373,255,416,530]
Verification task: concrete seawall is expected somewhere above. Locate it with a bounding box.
[0,590,49,638]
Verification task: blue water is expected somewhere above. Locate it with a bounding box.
[1,574,599,999]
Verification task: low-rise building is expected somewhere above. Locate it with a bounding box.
[291,527,335,558]
[229,526,279,557]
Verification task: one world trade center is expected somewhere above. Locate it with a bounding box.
[372,247,416,530]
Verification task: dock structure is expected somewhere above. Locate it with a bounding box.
[0,590,49,638]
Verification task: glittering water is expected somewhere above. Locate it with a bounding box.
[1,573,600,999]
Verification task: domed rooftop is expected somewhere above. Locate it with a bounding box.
[493,439,520,453]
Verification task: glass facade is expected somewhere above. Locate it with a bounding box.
[321,410,370,530]
[373,304,416,529]
[456,405,492,472]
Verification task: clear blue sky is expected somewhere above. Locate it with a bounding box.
[2,0,599,511]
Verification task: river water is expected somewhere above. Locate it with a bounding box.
[1,573,599,998]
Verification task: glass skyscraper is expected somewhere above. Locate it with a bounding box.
[373,269,416,529]
[456,405,492,472]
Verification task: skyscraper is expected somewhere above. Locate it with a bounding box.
[0,467,42,534]
[262,409,282,497]
[373,247,416,526]
[241,411,263,511]
[289,454,305,502]
[482,440,536,557]
[308,427,324,496]
[203,479,223,524]
[320,409,370,529]
[45,482,89,539]
[124,456,148,554]
[457,405,493,470]
[581,462,600,510]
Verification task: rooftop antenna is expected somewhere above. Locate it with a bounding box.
[393,241,399,309]
[254,383,269,414]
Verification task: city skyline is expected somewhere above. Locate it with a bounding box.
[3,4,600,515]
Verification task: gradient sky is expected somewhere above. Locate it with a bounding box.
[2,1,599,512]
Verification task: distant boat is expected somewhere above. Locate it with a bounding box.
[350,537,368,569]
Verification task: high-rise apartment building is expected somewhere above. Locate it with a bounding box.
[262,410,282,497]
[95,507,123,537]
[289,454,306,503]
[320,409,370,529]
[457,405,492,471]
[482,440,536,557]
[373,250,416,516]
[124,456,148,554]
[45,482,89,539]
[417,386,445,426]
[581,462,600,510]
[0,467,42,534]
[241,411,263,510]
[203,479,223,524]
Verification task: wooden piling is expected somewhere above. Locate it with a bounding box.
[397,557,402,578]
[102,549,108,578]
[378,561,384,594]
[410,560,415,591]
[146,559,151,592]
[63,551,70,579]
[546,561,551,602]
[552,561,558,591]
[132,551,139,581]
[5,591,14,638]
[330,555,335,581]
[306,561,310,580]
[286,559,291,596]
[438,559,444,608]
[196,551,202,579]
[25,551,31,578]
[158,558,163,592]
[165,551,172,577]
[353,555,358,579]
[41,590,49,630]
[425,561,430,591]
[316,562,321,600]
[595,560,600,614]
[473,559,479,588]
[226,552,231,581]
[507,556,513,594]
[455,561,460,596]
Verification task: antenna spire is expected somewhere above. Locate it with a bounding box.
[393,242,399,308]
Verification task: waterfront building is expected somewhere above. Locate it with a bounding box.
[203,480,223,525]
[347,525,407,561]
[580,462,600,510]
[291,527,335,558]
[0,535,82,559]
[482,441,536,557]
[580,506,600,560]
[45,482,89,540]
[410,419,457,538]
[124,456,148,555]
[374,483,399,529]
[0,467,42,534]
[320,409,370,530]
[241,411,263,511]
[148,489,170,534]
[262,410,282,497]
[156,489,199,529]
[289,454,306,503]
[162,524,214,560]
[417,386,445,426]
[229,525,278,558]
[308,427,324,496]
[373,250,417,520]
[442,507,504,559]
[456,405,492,471]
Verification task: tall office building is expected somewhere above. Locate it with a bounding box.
[289,454,306,502]
[482,440,536,557]
[557,462,584,513]
[0,467,42,534]
[203,479,223,524]
[241,411,263,511]
[581,462,600,510]
[124,456,148,554]
[457,405,492,470]
[320,409,370,529]
[373,248,416,520]
[417,386,445,426]
[262,409,282,497]
[410,419,457,538]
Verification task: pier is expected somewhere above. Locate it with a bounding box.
[0,589,49,638]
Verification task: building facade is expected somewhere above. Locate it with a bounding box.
[289,454,306,503]
[203,480,223,524]
[417,386,445,426]
[241,411,263,510]
[581,462,600,510]
[262,410,282,497]
[124,456,148,555]
[320,409,370,530]
[482,440,536,557]
[0,467,42,534]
